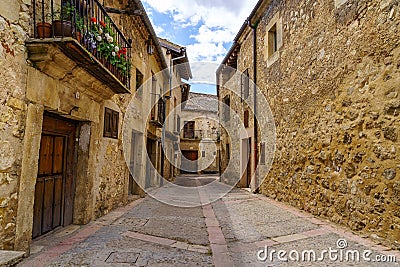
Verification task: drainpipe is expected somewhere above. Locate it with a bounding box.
[249,20,259,192]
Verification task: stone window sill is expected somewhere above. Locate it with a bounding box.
[267,51,280,67]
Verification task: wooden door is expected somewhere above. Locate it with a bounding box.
[246,138,252,187]
[146,138,157,188]
[181,150,198,173]
[239,138,251,188]
[33,115,76,238]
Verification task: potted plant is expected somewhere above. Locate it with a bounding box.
[36,21,52,38]
[36,13,52,38]
[52,2,75,37]
[75,15,86,42]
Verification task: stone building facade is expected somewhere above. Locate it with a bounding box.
[180,93,220,174]
[0,0,187,252]
[218,0,400,248]
[158,38,192,180]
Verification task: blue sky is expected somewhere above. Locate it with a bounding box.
[141,0,259,94]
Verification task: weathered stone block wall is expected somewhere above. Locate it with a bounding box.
[0,0,30,249]
[255,0,400,247]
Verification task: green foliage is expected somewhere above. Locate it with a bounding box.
[75,15,86,32]
[52,2,75,21]
[89,16,130,77]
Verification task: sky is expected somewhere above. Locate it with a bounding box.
[141,0,259,94]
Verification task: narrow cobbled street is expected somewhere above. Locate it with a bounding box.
[18,175,399,267]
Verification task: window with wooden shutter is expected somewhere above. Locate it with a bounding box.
[244,109,249,128]
[104,107,119,139]
[177,115,181,132]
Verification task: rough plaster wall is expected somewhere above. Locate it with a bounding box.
[0,0,29,249]
[254,0,400,248]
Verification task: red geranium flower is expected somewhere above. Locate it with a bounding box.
[100,20,106,27]
[90,17,97,23]
[119,48,127,55]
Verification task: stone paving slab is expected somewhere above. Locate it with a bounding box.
[214,189,399,267]
[18,176,400,267]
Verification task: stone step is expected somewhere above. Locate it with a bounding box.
[0,250,26,267]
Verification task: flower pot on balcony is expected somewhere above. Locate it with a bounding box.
[53,20,73,37]
[36,22,52,38]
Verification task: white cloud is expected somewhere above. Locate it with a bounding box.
[153,25,164,35]
[142,0,259,64]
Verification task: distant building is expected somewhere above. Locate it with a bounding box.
[179,93,220,174]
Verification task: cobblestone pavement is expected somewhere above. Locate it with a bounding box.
[19,175,400,267]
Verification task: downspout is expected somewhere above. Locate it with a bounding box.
[249,20,259,192]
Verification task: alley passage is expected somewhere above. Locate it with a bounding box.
[20,175,399,267]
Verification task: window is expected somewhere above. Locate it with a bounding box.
[174,97,178,131]
[177,115,181,132]
[268,24,277,58]
[183,121,195,138]
[265,13,282,66]
[226,144,230,161]
[202,151,206,157]
[135,69,144,97]
[104,108,119,139]
[150,75,157,120]
[244,110,249,128]
[222,95,230,121]
[242,69,250,99]
[157,99,165,124]
[260,142,266,165]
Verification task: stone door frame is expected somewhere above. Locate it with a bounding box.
[14,105,98,251]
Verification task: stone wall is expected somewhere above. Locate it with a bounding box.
[253,0,400,248]
[0,0,168,250]
[0,0,30,249]
[218,68,256,186]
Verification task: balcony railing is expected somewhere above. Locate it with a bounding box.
[181,130,202,140]
[180,130,220,141]
[32,0,131,91]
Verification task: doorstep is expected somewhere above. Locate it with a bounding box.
[0,250,26,267]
